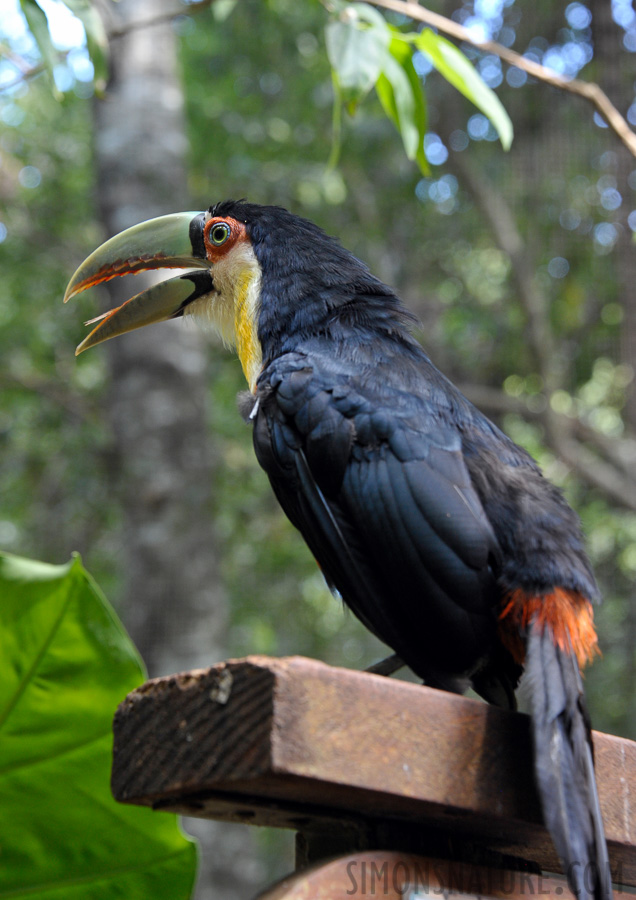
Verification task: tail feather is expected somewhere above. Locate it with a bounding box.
[526,618,612,900]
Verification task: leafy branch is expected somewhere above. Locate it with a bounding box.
[461,381,636,512]
[9,0,634,167]
[366,0,636,159]
[323,1,512,172]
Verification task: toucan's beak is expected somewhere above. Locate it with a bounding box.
[64,211,213,355]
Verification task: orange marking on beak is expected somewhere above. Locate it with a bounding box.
[499,586,599,669]
[67,254,183,300]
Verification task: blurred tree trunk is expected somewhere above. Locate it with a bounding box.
[95,13,224,679]
[93,1,262,897]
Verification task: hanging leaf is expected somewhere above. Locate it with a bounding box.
[212,0,238,22]
[62,0,109,91]
[18,0,61,98]
[325,4,390,113]
[415,29,513,150]
[346,1,390,29]
[376,34,429,174]
[0,551,198,900]
[328,71,345,169]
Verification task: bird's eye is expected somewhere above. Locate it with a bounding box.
[209,222,231,246]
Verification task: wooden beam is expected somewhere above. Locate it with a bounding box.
[111,655,636,885]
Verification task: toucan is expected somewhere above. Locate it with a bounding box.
[64,201,611,899]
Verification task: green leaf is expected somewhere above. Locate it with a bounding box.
[325,7,390,113]
[61,0,109,91]
[212,0,238,22]
[327,71,344,170]
[18,0,61,98]
[347,1,389,29]
[376,35,429,174]
[415,29,513,150]
[0,551,198,900]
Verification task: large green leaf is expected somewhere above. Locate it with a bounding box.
[415,29,513,150]
[0,552,198,899]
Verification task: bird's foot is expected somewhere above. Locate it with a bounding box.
[365,654,404,677]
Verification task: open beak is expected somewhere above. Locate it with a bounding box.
[64,211,213,355]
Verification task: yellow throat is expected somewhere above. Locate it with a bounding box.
[233,268,263,391]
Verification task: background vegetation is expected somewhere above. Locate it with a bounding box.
[1,0,635,896]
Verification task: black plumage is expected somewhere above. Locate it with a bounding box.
[221,202,609,899]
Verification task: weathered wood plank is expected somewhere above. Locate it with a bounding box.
[111,655,636,884]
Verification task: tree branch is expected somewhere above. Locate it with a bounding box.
[572,419,636,477]
[0,371,95,422]
[366,0,636,159]
[459,383,636,510]
[0,49,46,92]
[549,424,636,511]
[107,0,217,40]
[448,150,562,393]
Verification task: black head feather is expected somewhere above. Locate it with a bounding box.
[208,200,417,361]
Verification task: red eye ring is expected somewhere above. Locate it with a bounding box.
[205,220,231,247]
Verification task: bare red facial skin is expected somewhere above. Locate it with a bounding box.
[203,217,248,261]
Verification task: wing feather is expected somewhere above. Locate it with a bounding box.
[253,353,503,683]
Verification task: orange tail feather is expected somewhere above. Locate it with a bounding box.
[499,586,599,670]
